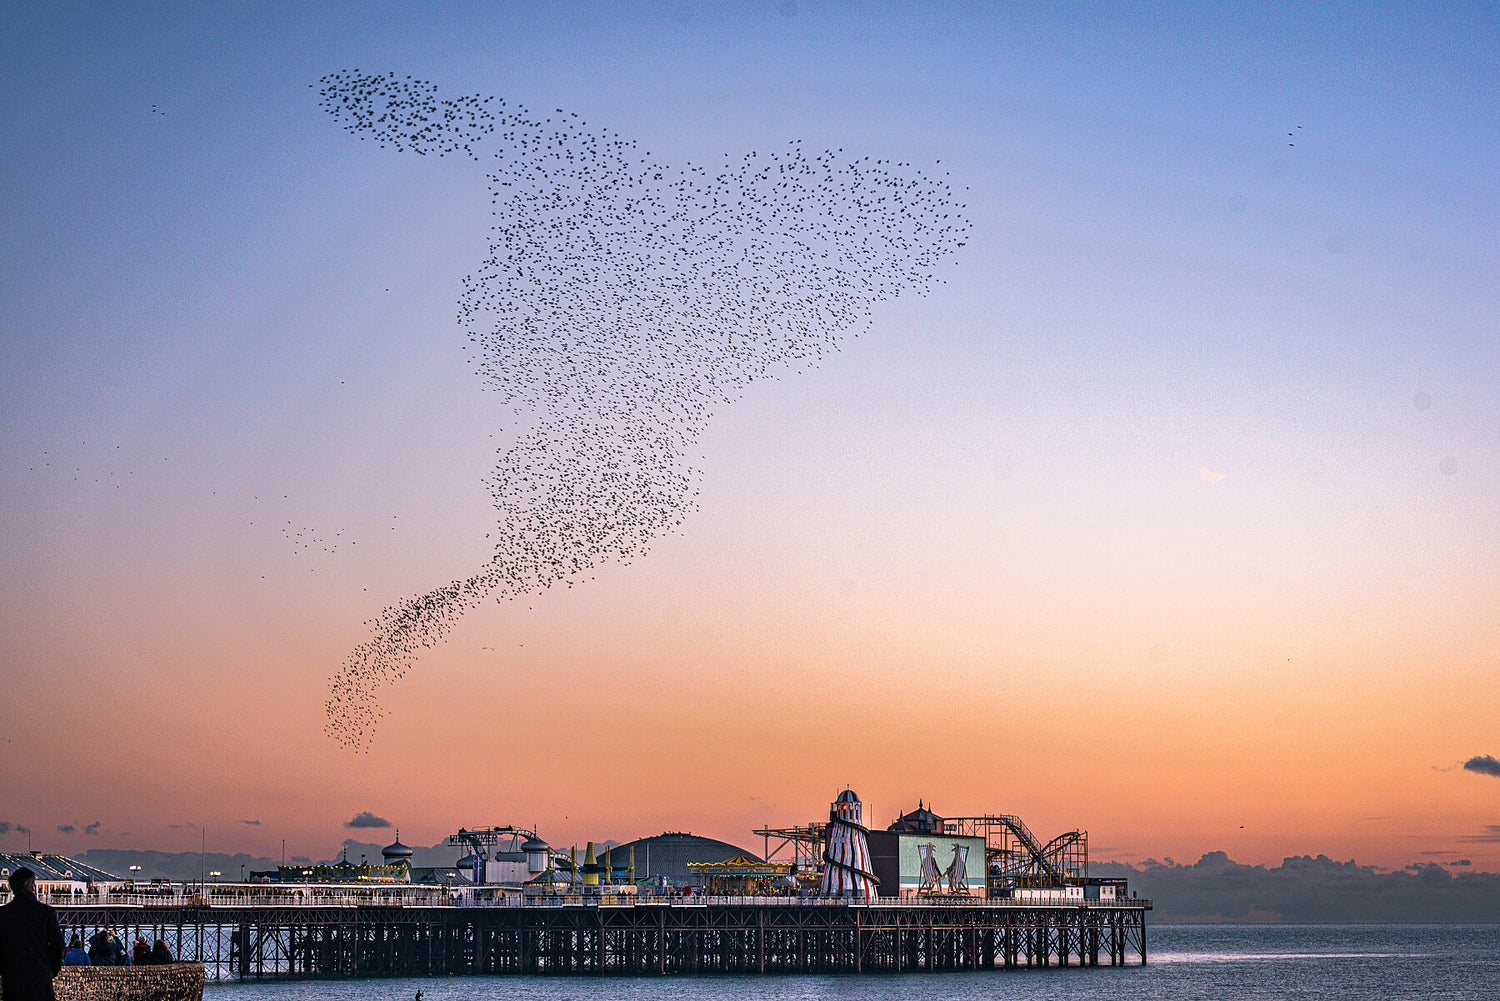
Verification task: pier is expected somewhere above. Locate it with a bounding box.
[54,895,1148,979]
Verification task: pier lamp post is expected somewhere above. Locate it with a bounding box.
[128,865,141,885]
[210,870,221,883]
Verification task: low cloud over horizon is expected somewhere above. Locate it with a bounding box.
[1092,850,1500,921]
[1463,755,1500,777]
[345,812,391,829]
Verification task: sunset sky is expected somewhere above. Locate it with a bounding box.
[3,1,1498,874]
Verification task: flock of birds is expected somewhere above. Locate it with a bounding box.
[280,520,347,559]
[315,70,970,748]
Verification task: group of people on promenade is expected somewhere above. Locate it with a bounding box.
[66,929,172,966]
[1,865,175,1001]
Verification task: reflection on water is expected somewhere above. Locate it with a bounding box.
[1154,950,1431,963]
[204,926,1500,1001]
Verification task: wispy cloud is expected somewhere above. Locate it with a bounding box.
[84,821,101,836]
[240,819,262,826]
[1463,755,1500,777]
[1459,825,1500,843]
[56,824,76,834]
[345,811,392,829]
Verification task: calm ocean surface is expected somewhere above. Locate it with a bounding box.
[205,924,1500,1001]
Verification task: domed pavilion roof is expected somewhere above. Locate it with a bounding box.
[382,831,414,860]
[606,832,757,887]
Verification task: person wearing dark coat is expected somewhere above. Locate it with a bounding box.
[0,867,65,1001]
[150,939,173,965]
[63,936,89,966]
[87,929,112,966]
[132,936,151,966]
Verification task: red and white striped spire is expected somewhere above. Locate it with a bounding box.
[819,789,878,898]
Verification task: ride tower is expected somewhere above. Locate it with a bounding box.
[818,789,879,898]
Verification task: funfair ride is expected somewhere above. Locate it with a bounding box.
[818,789,879,898]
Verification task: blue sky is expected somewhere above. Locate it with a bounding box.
[2,1,1498,868]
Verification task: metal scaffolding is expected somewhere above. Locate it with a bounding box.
[752,824,827,880]
[943,816,1088,889]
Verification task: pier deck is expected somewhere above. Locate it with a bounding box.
[56,897,1148,978]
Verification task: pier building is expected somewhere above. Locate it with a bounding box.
[19,789,1149,980]
[604,832,754,888]
[0,851,126,895]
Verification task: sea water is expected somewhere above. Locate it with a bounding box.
[205,924,1500,1001]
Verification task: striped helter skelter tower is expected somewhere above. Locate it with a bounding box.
[819,789,879,898]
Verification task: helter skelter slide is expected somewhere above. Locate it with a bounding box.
[819,789,879,898]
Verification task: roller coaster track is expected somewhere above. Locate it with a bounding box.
[1040,830,1084,876]
[943,815,1062,881]
[993,815,1060,880]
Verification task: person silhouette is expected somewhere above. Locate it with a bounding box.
[0,867,65,1001]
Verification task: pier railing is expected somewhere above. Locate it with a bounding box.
[56,888,1149,910]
